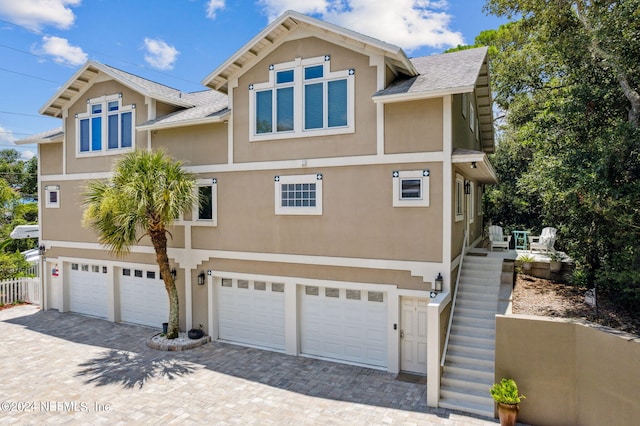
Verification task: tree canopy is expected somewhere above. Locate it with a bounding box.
[83,149,197,338]
[476,0,640,310]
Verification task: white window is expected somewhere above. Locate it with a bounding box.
[274,173,323,215]
[76,93,135,156]
[455,174,464,222]
[392,170,430,207]
[477,184,483,216]
[475,117,479,141]
[250,55,355,141]
[45,185,60,208]
[194,178,218,226]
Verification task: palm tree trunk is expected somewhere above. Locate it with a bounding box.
[150,228,180,339]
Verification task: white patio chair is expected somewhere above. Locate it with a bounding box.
[529,227,557,253]
[489,225,511,251]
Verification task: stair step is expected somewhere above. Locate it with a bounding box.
[449,343,494,358]
[439,396,494,418]
[441,385,495,407]
[451,324,495,339]
[446,353,494,368]
[458,282,500,295]
[453,316,495,329]
[455,306,496,320]
[442,370,494,389]
[444,363,494,381]
[456,298,497,310]
[457,289,498,302]
[449,335,495,351]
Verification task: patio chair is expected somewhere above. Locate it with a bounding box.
[529,227,557,253]
[489,225,511,251]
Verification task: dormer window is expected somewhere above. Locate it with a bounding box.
[249,55,355,141]
[76,94,135,156]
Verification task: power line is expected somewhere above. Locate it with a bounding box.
[0,111,51,119]
[0,67,60,84]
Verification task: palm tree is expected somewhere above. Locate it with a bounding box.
[83,149,196,339]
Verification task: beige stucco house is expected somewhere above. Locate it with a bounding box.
[19,11,497,411]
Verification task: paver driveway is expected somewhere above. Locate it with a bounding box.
[0,305,498,425]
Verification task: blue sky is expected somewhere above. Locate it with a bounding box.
[0,0,509,160]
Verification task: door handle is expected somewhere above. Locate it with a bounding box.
[400,329,404,338]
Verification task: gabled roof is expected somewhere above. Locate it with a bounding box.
[39,61,194,118]
[373,47,495,153]
[138,90,230,131]
[14,127,63,145]
[202,10,418,93]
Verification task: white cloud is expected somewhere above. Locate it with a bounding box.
[258,0,464,51]
[206,0,225,19]
[38,36,87,66]
[21,150,35,160]
[0,125,15,144]
[143,38,179,70]
[0,0,81,31]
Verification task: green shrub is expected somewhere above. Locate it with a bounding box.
[490,378,525,405]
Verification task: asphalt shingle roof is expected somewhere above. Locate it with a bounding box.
[139,90,229,129]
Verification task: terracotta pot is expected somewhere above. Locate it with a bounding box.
[497,403,519,426]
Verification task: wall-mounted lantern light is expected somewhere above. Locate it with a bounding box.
[170,268,177,279]
[434,273,443,292]
[464,180,471,194]
[197,271,206,286]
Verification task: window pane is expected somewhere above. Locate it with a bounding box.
[91,117,102,151]
[346,289,361,300]
[91,104,102,114]
[304,83,323,129]
[198,185,213,220]
[276,70,294,84]
[108,101,119,111]
[256,90,273,134]
[401,179,422,199]
[276,87,294,132]
[271,283,284,292]
[328,79,347,127]
[80,119,90,152]
[304,65,323,80]
[108,114,118,149]
[121,112,132,148]
[49,191,57,203]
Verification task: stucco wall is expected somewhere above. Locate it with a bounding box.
[495,315,640,426]
[39,143,63,175]
[451,93,482,152]
[152,123,228,166]
[384,98,443,153]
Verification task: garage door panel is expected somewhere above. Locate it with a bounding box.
[217,280,285,351]
[69,265,108,319]
[119,268,168,328]
[301,285,387,368]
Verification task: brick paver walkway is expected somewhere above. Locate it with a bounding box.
[0,305,498,425]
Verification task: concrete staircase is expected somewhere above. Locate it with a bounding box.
[439,255,513,418]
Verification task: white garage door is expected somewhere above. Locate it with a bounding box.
[217,279,285,351]
[69,262,108,319]
[301,285,387,367]
[119,268,169,328]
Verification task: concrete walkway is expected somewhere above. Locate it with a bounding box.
[0,305,499,425]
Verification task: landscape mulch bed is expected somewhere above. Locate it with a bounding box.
[0,301,30,311]
[513,273,640,336]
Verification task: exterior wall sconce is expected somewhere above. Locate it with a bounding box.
[38,245,46,255]
[471,161,477,169]
[170,269,177,279]
[464,180,471,194]
[434,273,443,292]
[197,271,206,286]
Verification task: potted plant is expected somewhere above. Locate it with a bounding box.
[548,251,563,272]
[517,254,535,273]
[188,324,204,340]
[490,378,525,426]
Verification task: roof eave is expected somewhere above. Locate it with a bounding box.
[137,110,231,131]
[202,10,417,93]
[452,150,498,184]
[372,85,476,104]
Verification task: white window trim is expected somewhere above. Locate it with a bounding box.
[193,178,218,226]
[455,174,464,222]
[275,173,323,216]
[462,93,468,118]
[249,55,355,142]
[45,185,60,208]
[469,103,475,132]
[392,170,430,207]
[76,93,135,157]
[477,184,483,216]
[468,181,474,224]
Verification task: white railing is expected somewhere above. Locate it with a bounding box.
[0,277,40,306]
[441,232,467,367]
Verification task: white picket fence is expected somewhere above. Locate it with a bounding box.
[0,278,40,306]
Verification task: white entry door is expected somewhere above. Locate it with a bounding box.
[49,262,62,311]
[300,285,387,368]
[400,297,428,374]
[119,267,169,328]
